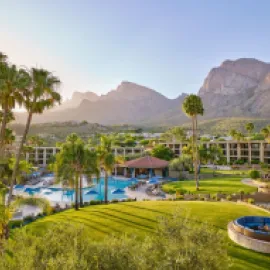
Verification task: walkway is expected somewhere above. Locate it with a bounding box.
[241,178,260,187]
[125,185,167,201]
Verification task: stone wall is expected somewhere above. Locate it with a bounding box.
[228,222,270,254]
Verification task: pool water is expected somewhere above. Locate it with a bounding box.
[22,177,133,203]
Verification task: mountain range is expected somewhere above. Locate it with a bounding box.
[15,58,270,126]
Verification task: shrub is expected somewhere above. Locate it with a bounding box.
[234,159,245,165]
[248,198,255,204]
[111,199,119,203]
[23,215,36,223]
[89,200,102,205]
[248,169,260,179]
[175,195,184,200]
[84,202,90,206]
[0,210,230,270]
[226,195,232,201]
[251,159,260,165]
[8,220,23,229]
[175,188,187,195]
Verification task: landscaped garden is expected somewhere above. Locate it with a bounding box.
[162,175,256,195]
[25,201,270,270]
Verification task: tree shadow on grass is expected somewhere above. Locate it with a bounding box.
[228,244,270,269]
[45,216,111,236]
[97,207,158,224]
[90,210,155,233]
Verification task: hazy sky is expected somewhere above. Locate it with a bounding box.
[1,0,270,99]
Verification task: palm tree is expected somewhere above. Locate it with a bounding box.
[0,189,50,240]
[261,127,270,140]
[0,52,7,62]
[0,63,29,157]
[55,134,99,209]
[97,136,115,203]
[8,68,61,204]
[245,122,254,136]
[27,135,45,147]
[229,129,237,138]
[182,94,204,190]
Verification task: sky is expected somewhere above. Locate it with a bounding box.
[1,0,270,100]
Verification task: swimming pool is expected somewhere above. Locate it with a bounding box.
[19,177,134,202]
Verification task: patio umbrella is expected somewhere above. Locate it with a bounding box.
[63,190,74,196]
[147,178,159,184]
[128,177,138,182]
[111,188,125,194]
[14,185,24,189]
[85,189,99,195]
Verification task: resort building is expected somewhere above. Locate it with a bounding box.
[24,146,145,167]
[160,140,270,164]
[22,140,270,167]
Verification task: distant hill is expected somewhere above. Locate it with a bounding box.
[182,117,270,135]
[14,58,270,126]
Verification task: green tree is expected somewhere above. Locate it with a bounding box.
[161,126,187,142]
[139,139,149,146]
[0,62,29,157]
[245,122,254,136]
[0,190,50,240]
[55,134,99,209]
[97,136,115,203]
[151,144,174,161]
[8,68,61,204]
[27,135,45,147]
[248,169,260,180]
[261,127,270,140]
[182,94,204,190]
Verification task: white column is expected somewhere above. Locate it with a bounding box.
[123,148,126,157]
[132,148,135,155]
[26,152,30,163]
[260,142,264,163]
[237,143,241,160]
[43,148,47,167]
[114,166,117,176]
[226,143,230,164]
[248,143,252,164]
[132,168,135,177]
[124,168,127,177]
[53,147,56,156]
[114,148,117,156]
[35,148,38,163]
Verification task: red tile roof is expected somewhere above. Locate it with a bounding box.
[124,156,169,169]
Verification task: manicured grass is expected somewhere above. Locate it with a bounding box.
[200,167,249,176]
[162,176,256,194]
[26,201,270,270]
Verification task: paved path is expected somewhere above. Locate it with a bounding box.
[125,185,166,201]
[241,178,260,187]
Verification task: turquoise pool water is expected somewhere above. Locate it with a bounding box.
[21,177,134,202]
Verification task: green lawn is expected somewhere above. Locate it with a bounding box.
[26,201,270,270]
[200,167,249,176]
[162,176,256,194]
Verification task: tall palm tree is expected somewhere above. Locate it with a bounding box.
[245,122,254,137]
[97,136,115,203]
[261,127,270,140]
[27,135,45,147]
[182,94,204,190]
[8,68,61,204]
[0,63,29,157]
[55,134,98,209]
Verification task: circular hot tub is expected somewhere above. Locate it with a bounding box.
[228,216,270,253]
